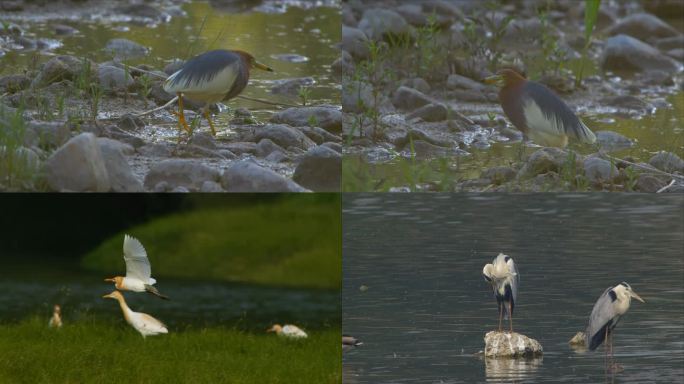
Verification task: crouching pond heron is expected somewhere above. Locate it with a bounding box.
[484,68,596,148]
[163,49,273,136]
[483,253,519,333]
[585,282,645,371]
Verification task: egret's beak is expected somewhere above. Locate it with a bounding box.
[104,277,115,282]
[254,61,274,72]
[484,74,504,87]
[631,291,645,303]
[102,293,112,299]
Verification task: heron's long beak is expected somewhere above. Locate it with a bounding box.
[254,61,274,72]
[104,277,115,282]
[102,293,112,299]
[631,291,645,303]
[484,74,503,86]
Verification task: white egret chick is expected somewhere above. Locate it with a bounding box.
[48,304,62,328]
[103,291,168,338]
[105,234,169,300]
[267,324,308,339]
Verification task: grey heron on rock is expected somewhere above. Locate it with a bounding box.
[585,282,645,370]
[163,49,273,136]
[483,253,519,332]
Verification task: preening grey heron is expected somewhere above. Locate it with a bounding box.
[163,49,273,136]
[483,253,519,332]
[585,282,645,369]
[343,335,363,351]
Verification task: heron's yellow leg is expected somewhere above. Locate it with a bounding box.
[202,107,216,136]
[175,94,191,134]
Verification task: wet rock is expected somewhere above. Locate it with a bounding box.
[584,157,618,183]
[400,78,431,94]
[484,331,543,358]
[200,180,224,192]
[32,55,93,88]
[138,143,172,158]
[358,9,411,42]
[98,138,142,192]
[104,38,149,60]
[447,74,484,90]
[25,121,70,149]
[225,142,257,156]
[332,50,354,77]
[635,174,669,193]
[655,35,684,51]
[256,138,286,158]
[0,74,30,93]
[149,82,174,105]
[163,59,185,75]
[221,161,308,192]
[568,332,586,346]
[504,18,562,43]
[265,150,289,163]
[171,186,189,193]
[270,107,342,133]
[604,13,680,43]
[422,0,464,24]
[447,89,488,102]
[117,113,145,131]
[98,65,134,91]
[293,146,341,192]
[144,159,221,191]
[342,26,370,59]
[396,128,452,149]
[299,126,341,145]
[321,142,342,154]
[406,103,447,122]
[518,147,581,179]
[665,48,684,62]
[396,4,427,27]
[1,1,22,11]
[482,166,516,185]
[254,124,316,150]
[401,140,465,160]
[271,77,315,95]
[54,24,78,36]
[601,34,679,73]
[649,151,684,173]
[46,133,110,192]
[602,95,653,112]
[343,81,374,113]
[188,132,216,150]
[596,130,634,152]
[392,86,432,110]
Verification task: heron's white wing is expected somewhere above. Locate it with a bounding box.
[507,257,519,304]
[140,313,168,332]
[482,263,493,282]
[123,235,152,282]
[586,287,615,342]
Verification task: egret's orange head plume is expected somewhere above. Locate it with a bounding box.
[267,324,282,333]
[102,291,123,300]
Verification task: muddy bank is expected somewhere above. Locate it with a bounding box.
[341,0,684,192]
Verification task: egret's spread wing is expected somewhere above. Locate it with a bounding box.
[522,82,596,144]
[123,235,152,282]
[164,50,240,95]
[586,286,616,350]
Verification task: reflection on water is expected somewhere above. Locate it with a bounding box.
[0,260,339,331]
[342,194,684,383]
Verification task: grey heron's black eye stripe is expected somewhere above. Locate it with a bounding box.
[504,256,510,263]
[608,290,617,302]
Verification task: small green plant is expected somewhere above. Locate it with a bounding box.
[89,83,103,122]
[0,104,37,190]
[138,74,153,107]
[576,0,601,86]
[307,114,318,127]
[298,86,311,106]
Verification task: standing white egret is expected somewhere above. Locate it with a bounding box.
[585,282,645,369]
[105,234,169,300]
[482,253,519,332]
[103,291,168,338]
[267,324,308,339]
[343,335,363,351]
[48,304,62,328]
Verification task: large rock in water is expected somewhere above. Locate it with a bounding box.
[484,331,543,358]
[601,34,680,73]
[45,133,110,192]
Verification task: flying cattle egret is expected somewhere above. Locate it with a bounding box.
[48,304,62,328]
[483,253,519,332]
[103,291,168,338]
[105,234,169,300]
[585,282,645,370]
[267,324,308,339]
[343,335,363,351]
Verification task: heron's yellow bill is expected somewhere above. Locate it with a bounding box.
[255,61,274,72]
[631,291,645,303]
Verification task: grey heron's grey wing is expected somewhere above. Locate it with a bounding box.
[586,287,616,350]
[164,50,241,95]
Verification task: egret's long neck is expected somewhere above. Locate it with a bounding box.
[115,296,134,322]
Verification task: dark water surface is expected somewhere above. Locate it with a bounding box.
[0,258,339,331]
[343,194,684,383]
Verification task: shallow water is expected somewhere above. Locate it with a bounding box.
[342,194,684,383]
[0,1,340,121]
[0,258,339,331]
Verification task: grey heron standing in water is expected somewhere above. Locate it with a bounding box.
[585,282,645,370]
[483,253,519,332]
